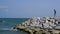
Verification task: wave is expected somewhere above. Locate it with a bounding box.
[0,27,18,31]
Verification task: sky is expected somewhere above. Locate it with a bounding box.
[0,0,60,18]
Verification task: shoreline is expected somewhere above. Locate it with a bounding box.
[15,17,60,34]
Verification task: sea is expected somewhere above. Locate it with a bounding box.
[0,18,29,34]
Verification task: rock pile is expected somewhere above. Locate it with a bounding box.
[17,17,59,29]
[15,17,60,34]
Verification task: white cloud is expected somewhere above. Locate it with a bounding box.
[0,5,8,8]
[0,5,8,12]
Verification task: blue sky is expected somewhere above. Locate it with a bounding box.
[0,0,60,18]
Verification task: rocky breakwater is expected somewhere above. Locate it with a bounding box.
[15,17,60,34]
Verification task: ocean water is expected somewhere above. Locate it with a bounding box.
[0,18,29,34]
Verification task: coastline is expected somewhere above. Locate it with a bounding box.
[15,17,60,34]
